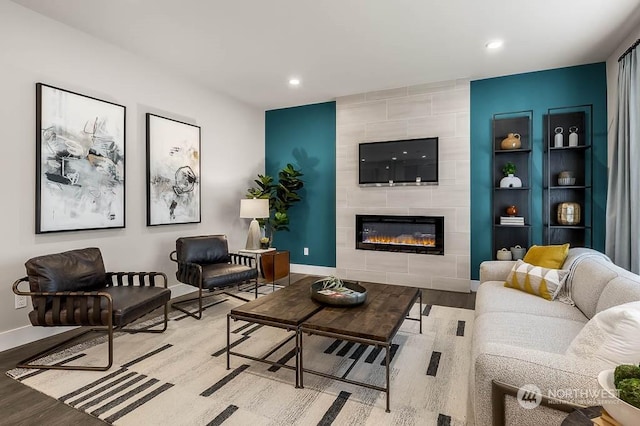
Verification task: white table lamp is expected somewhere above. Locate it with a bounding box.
[240,198,270,250]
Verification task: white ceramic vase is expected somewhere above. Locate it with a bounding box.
[500,174,522,188]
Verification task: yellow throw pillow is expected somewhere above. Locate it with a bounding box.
[522,243,569,269]
[504,260,569,300]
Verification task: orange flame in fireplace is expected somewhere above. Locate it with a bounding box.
[363,234,436,247]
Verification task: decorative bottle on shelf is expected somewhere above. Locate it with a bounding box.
[500,133,521,150]
[554,127,564,147]
[499,174,522,188]
[568,126,578,147]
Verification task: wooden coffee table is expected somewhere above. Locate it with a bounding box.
[299,281,421,412]
[226,277,422,411]
[226,276,323,387]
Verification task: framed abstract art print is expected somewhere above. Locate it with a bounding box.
[36,83,126,233]
[146,113,201,226]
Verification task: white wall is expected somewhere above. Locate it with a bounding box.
[336,80,470,292]
[0,2,264,335]
[606,29,640,164]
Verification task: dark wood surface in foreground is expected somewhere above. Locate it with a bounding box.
[301,281,420,342]
[0,274,475,424]
[230,276,323,325]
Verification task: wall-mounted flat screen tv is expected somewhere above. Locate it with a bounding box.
[358,137,438,186]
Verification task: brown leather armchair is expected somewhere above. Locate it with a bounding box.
[170,235,258,319]
[12,247,170,371]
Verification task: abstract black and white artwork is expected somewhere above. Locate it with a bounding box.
[146,114,201,226]
[36,83,126,234]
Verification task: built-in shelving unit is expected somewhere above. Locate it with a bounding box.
[543,105,593,247]
[492,110,533,258]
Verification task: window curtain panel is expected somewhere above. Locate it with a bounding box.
[606,43,640,273]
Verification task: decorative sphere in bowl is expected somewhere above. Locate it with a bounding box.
[598,369,640,425]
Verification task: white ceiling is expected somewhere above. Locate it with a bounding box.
[13,0,640,110]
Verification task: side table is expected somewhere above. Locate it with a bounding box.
[238,248,276,277]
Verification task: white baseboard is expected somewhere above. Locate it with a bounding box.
[470,279,480,292]
[0,325,77,353]
[0,283,191,353]
[290,264,337,276]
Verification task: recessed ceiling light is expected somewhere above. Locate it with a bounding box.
[421,155,426,158]
[486,40,503,50]
[402,151,407,154]
[361,158,365,162]
[289,78,301,86]
[392,157,397,160]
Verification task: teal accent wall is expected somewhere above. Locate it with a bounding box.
[265,102,337,267]
[470,63,607,280]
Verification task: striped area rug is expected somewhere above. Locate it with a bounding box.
[7,289,474,425]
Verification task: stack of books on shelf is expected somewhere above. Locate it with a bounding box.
[500,216,525,226]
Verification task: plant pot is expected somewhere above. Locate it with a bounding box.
[500,174,522,188]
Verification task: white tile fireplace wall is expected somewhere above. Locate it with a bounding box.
[336,80,470,292]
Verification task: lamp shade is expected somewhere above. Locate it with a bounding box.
[240,198,269,219]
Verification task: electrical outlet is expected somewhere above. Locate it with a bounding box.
[303,247,309,256]
[15,294,27,309]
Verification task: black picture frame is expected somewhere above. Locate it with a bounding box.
[36,83,126,234]
[146,113,201,226]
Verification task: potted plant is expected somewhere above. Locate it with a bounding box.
[259,237,270,249]
[500,162,522,188]
[502,162,516,176]
[246,163,304,246]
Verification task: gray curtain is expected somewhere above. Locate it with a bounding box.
[606,44,640,273]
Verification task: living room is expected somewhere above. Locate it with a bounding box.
[2,1,640,425]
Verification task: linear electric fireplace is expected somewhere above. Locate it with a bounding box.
[356,215,444,255]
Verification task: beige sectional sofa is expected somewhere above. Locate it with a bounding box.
[471,248,640,425]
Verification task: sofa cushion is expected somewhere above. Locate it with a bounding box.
[504,260,569,300]
[566,301,640,366]
[523,243,569,269]
[476,281,588,322]
[596,275,640,314]
[176,235,229,265]
[571,256,624,319]
[474,311,585,354]
[25,247,106,294]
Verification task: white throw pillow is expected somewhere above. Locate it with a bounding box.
[566,301,640,365]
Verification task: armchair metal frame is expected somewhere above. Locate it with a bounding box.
[169,251,258,320]
[12,272,169,372]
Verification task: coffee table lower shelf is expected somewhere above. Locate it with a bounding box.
[299,330,394,412]
[225,277,422,413]
[226,314,301,387]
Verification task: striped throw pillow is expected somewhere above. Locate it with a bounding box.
[504,260,569,301]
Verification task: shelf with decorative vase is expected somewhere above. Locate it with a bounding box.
[543,105,593,248]
[492,110,533,259]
